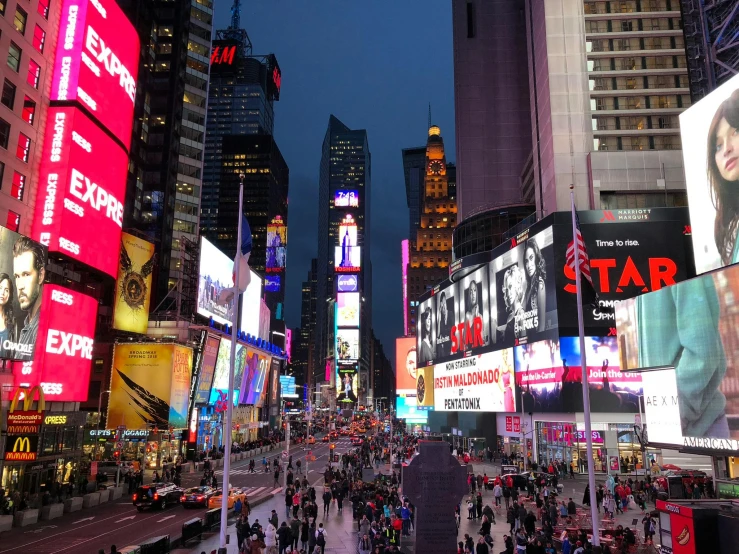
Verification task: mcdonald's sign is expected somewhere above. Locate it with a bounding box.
[6,386,44,434]
[3,435,39,461]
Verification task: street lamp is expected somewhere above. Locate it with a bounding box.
[98,390,111,430]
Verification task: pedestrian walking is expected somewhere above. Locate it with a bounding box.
[315,523,327,554]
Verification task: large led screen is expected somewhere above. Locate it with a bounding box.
[336,292,360,327]
[34,106,128,277]
[0,229,48,361]
[266,216,286,272]
[197,238,235,325]
[194,335,220,405]
[616,263,739,451]
[338,215,358,248]
[209,338,247,406]
[337,274,359,292]
[12,285,97,401]
[51,0,140,147]
[514,336,642,413]
[336,328,359,363]
[240,348,270,406]
[395,336,417,394]
[396,394,428,423]
[641,369,683,448]
[108,344,193,429]
[239,270,262,338]
[335,190,359,207]
[335,246,361,272]
[265,275,281,293]
[434,349,516,412]
[279,375,297,397]
[113,233,155,334]
[681,73,739,275]
[337,370,358,402]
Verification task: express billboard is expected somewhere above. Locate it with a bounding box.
[113,233,155,334]
[108,343,193,429]
[395,336,417,394]
[266,215,286,273]
[197,237,235,325]
[13,284,98,402]
[193,335,220,405]
[0,229,48,361]
[513,335,642,413]
[616,262,739,452]
[51,0,140,147]
[33,106,128,277]
[680,72,739,275]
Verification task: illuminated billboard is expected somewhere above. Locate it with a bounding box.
[336,292,360,327]
[51,0,140,147]
[280,375,297,397]
[266,215,287,273]
[240,348,271,406]
[33,106,128,277]
[113,233,155,334]
[396,394,428,423]
[335,246,361,272]
[337,274,358,293]
[239,270,262,338]
[265,275,281,293]
[0,229,48,361]
[209,338,247,406]
[12,285,98,402]
[108,344,193,429]
[434,349,516,412]
[338,214,358,248]
[680,72,739,275]
[194,335,220,404]
[616,262,739,451]
[197,237,235,325]
[337,370,358,402]
[335,190,359,207]
[641,369,683,448]
[402,239,409,332]
[395,337,417,394]
[336,328,359,363]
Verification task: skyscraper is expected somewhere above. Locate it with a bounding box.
[316,115,372,405]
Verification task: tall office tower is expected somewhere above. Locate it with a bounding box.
[402,146,427,240]
[406,125,457,330]
[523,0,691,214]
[316,115,372,406]
[679,0,738,101]
[120,0,213,309]
[300,258,318,394]
[451,0,534,221]
[370,333,394,406]
[0,0,61,234]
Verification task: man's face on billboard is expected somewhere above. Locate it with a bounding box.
[440,296,447,321]
[14,251,42,311]
[405,350,417,380]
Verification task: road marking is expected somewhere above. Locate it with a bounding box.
[156,515,177,523]
[72,517,94,524]
[24,526,57,534]
[271,487,282,494]
[250,487,267,496]
[114,516,136,523]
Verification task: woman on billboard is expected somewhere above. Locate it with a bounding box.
[0,273,16,355]
[419,307,434,366]
[523,238,547,332]
[708,89,739,265]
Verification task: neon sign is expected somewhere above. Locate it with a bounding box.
[211,45,236,65]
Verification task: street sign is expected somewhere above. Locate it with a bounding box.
[115,441,123,449]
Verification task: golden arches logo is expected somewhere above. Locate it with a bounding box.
[9,386,45,413]
[12,436,31,453]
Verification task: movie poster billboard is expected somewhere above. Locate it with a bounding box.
[395,336,417,394]
[113,233,155,334]
[266,215,287,272]
[0,227,48,361]
[514,336,641,413]
[680,72,739,275]
[433,348,516,412]
[457,265,491,352]
[197,238,234,325]
[108,344,193,429]
[194,335,220,404]
[616,262,739,452]
[490,226,557,347]
[240,348,270,406]
[553,209,693,336]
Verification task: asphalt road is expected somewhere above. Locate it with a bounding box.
[0,437,357,554]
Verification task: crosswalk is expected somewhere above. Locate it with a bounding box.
[206,484,282,497]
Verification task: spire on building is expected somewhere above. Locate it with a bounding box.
[428,102,432,131]
[230,0,241,30]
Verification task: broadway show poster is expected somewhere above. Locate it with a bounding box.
[194,335,220,404]
[489,226,557,347]
[417,294,436,367]
[456,266,491,354]
[240,348,270,406]
[553,209,693,336]
[113,233,155,334]
[108,344,194,429]
[337,370,358,403]
[433,281,459,362]
[513,336,642,413]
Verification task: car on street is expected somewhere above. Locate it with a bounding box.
[495,472,555,491]
[322,435,330,442]
[329,431,339,440]
[307,435,316,444]
[180,486,217,508]
[351,436,363,446]
[133,483,183,511]
[208,487,248,510]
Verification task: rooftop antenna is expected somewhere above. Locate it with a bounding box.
[230,0,241,30]
[216,0,252,55]
[428,102,432,129]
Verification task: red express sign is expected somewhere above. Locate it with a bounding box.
[13,285,98,402]
[50,0,139,147]
[33,106,127,276]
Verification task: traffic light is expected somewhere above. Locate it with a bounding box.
[330,443,335,450]
[236,424,240,432]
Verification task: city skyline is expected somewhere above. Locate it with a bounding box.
[212,0,457,359]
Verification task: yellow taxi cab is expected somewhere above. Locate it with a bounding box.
[307,435,316,444]
[357,427,366,434]
[208,487,248,510]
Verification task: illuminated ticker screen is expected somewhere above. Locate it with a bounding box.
[335,190,359,207]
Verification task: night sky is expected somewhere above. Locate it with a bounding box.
[212,1,456,367]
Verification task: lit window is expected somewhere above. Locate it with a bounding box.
[7,43,22,72]
[16,133,30,162]
[22,96,36,125]
[14,7,27,34]
[33,25,46,53]
[37,0,49,19]
[27,59,41,89]
[11,171,25,200]
[6,210,20,232]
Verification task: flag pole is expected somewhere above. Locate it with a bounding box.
[570,186,600,547]
[219,174,244,551]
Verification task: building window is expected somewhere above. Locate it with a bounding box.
[37,0,49,19]
[7,43,22,72]
[1,79,16,109]
[600,191,688,209]
[27,59,41,89]
[16,133,30,162]
[0,0,5,16]
[0,161,4,186]
[11,171,25,200]
[32,25,46,53]
[0,119,9,149]
[14,7,28,34]
[21,96,36,125]
[6,210,20,232]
